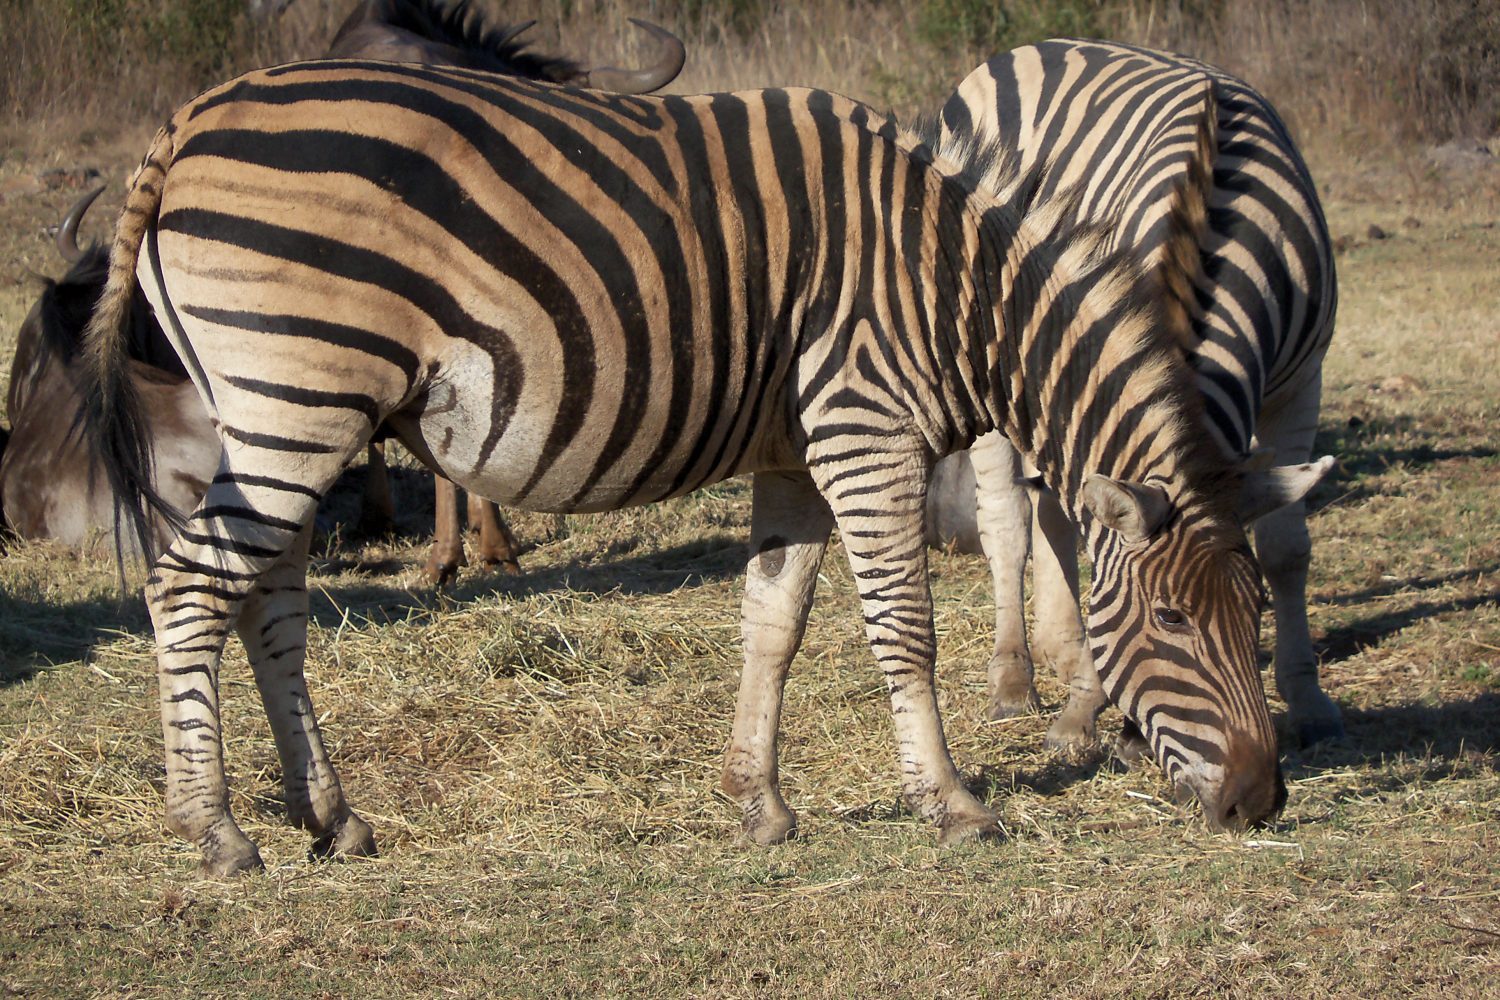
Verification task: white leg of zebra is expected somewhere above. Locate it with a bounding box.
[146,409,376,874]
[1030,488,1108,748]
[237,526,375,859]
[1253,374,1343,744]
[969,432,1040,720]
[812,446,1002,843]
[721,471,833,845]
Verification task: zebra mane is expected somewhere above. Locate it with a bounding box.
[338,0,585,81]
[907,113,1240,523]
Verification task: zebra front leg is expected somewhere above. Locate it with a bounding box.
[1257,501,1342,744]
[722,472,832,845]
[467,493,521,575]
[1255,380,1343,745]
[237,527,375,861]
[1030,489,1107,749]
[814,452,1003,845]
[422,476,466,586]
[969,433,1040,720]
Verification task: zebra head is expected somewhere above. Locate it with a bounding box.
[1080,459,1330,830]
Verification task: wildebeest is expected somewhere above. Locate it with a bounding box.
[0,188,220,555]
[1,0,685,578]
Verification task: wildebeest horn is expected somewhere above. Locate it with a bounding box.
[55,184,106,263]
[581,18,685,95]
[495,19,537,48]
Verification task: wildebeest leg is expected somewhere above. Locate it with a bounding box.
[422,476,465,586]
[1031,490,1107,749]
[149,444,361,876]
[812,449,1003,845]
[722,471,832,845]
[356,442,395,537]
[467,492,521,574]
[1254,375,1342,745]
[970,432,1040,720]
[237,526,375,860]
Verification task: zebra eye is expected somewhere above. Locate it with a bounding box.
[1154,606,1191,632]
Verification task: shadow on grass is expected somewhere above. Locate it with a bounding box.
[305,532,746,628]
[1309,413,1499,509]
[1316,588,1500,663]
[1282,692,1500,803]
[0,590,150,688]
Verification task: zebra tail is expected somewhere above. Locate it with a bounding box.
[78,124,185,576]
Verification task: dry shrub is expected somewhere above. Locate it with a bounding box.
[1122,0,1500,148]
[4,0,1496,156]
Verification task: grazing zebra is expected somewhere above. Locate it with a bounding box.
[80,62,1306,874]
[926,38,1340,749]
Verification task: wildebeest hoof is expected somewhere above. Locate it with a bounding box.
[1289,692,1345,747]
[310,813,378,861]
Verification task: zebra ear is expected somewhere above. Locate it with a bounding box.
[1237,456,1336,524]
[1083,475,1172,543]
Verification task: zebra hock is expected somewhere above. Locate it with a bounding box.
[81,62,1285,874]
[925,38,1340,749]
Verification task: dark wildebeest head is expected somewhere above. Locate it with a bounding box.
[328,0,685,92]
[0,188,217,554]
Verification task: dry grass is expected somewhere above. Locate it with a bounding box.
[1,4,1499,997]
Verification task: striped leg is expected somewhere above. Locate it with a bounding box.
[236,527,375,860]
[1031,490,1107,749]
[1256,377,1343,745]
[150,444,362,875]
[813,452,1003,845]
[970,433,1041,720]
[722,472,832,845]
[467,492,521,574]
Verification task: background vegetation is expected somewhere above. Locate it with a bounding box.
[4,0,1498,150]
[0,0,1497,996]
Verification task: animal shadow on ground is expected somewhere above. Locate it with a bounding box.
[1309,412,1498,509]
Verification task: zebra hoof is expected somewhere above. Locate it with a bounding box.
[1111,728,1152,768]
[937,809,1006,846]
[1043,711,1099,750]
[740,808,797,846]
[986,653,1040,721]
[199,840,265,877]
[1289,692,1345,747]
[310,813,378,861]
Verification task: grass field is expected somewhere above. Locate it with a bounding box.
[2,29,1499,1000]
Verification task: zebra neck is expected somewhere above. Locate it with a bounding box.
[973,208,1203,528]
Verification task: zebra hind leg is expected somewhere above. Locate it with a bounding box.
[721,472,832,845]
[148,446,365,875]
[1029,489,1107,749]
[969,433,1042,721]
[237,526,376,861]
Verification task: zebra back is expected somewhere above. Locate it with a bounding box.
[936,38,1336,458]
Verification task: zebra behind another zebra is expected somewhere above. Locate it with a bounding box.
[926,39,1341,750]
[80,63,1310,874]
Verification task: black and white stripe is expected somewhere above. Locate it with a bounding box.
[927,38,1340,751]
[81,61,1285,872]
